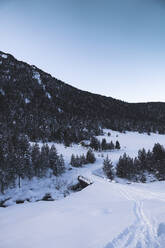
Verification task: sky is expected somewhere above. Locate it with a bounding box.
[0,0,165,103]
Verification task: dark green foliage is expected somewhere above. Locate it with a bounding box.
[70,154,76,167]
[49,145,58,175]
[80,154,87,165]
[1,51,165,147]
[116,143,165,182]
[70,152,91,167]
[103,156,114,180]
[40,144,50,177]
[86,149,96,164]
[31,143,41,177]
[101,138,107,150]
[116,153,134,180]
[57,155,65,175]
[0,134,65,193]
[90,137,100,151]
[152,143,165,161]
[107,141,115,150]
[89,137,119,151]
[70,154,83,167]
[115,140,120,149]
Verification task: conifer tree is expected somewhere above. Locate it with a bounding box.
[86,149,96,163]
[115,140,120,149]
[103,156,114,180]
[70,154,76,167]
[90,137,100,151]
[49,145,58,175]
[31,143,41,177]
[80,154,87,165]
[101,138,107,150]
[40,144,50,177]
[57,154,65,175]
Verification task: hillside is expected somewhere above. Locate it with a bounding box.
[1,130,165,248]
[1,168,165,247]
[1,51,165,144]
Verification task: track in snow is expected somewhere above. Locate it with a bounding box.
[90,174,163,248]
[104,184,161,248]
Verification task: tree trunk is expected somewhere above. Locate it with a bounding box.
[18,176,21,188]
[0,180,4,194]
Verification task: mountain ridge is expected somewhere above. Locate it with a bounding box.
[1,51,165,144]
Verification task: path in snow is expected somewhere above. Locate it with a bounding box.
[0,176,165,248]
[1,129,165,248]
[103,181,164,248]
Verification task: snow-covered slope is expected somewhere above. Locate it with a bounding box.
[1,130,165,248]
[2,130,165,205]
[0,178,165,248]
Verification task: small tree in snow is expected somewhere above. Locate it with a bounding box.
[115,140,120,150]
[103,156,114,180]
[86,149,96,163]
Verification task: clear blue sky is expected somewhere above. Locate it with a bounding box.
[0,0,165,102]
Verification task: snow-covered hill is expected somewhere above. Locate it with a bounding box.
[1,130,165,248]
[1,177,165,248]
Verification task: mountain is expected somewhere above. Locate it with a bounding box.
[0,51,165,144]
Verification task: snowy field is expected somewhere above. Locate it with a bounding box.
[1,130,165,247]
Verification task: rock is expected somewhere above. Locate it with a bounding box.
[42,193,54,201]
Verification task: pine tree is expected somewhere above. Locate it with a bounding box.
[116,153,134,180]
[80,154,87,165]
[90,137,100,151]
[14,134,31,188]
[86,149,96,163]
[107,141,115,150]
[152,143,165,161]
[49,145,58,175]
[57,154,65,175]
[76,155,82,167]
[103,156,114,180]
[138,148,147,171]
[70,154,76,167]
[40,144,50,177]
[31,143,41,177]
[115,140,120,149]
[101,138,107,150]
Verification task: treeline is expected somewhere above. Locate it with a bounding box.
[116,143,165,182]
[103,143,165,182]
[0,134,65,194]
[81,137,120,151]
[70,149,96,167]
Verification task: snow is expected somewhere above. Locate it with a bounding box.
[1,176,70,207]
[32,71,42,85]
[1,179,165,248]
[0,61,2,65]
[46,92,51,99]
[1,130,165,247]
[58,107,63,113]
[25,98,30,104]
[0,54,7,59]
[0,88,5,96]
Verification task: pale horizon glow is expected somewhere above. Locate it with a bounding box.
[0,0,165,103]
